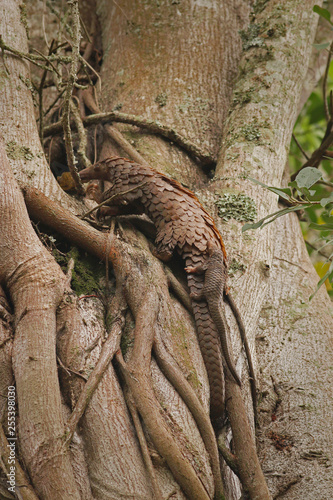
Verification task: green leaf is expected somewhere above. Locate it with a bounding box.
[318,239,333,253]
[320,193,333,207]
[242,218,269,232]
[248,177,292,201]
[243,220,263,232]
[299,187,316,199]
[310,259,333,300]
[288,180,298,189]
[313,42,330,50]
[295,167,322,189]
[313,5,333,25]
[242,204,311,232]
[266,187,292,201]
[309,222,333,230]
[260,205,311,228]
[247,177,270,188]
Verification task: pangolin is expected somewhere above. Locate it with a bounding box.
[80,156,242,419]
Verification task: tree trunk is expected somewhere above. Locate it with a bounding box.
[215,0,333,497]
[0,0,332,499]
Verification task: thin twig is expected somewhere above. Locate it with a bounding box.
[225,292,257,422]
[31,47,60,76]
[54,3,70,86]
[0,36,64,72]
[57,355,88,381]
[323,41,333,121]
[38,41,56,142]
[81,88,149,164]
[305,239,332,259]
[317,178,333,189]
[42,0,50,49]
[79,54,101,90]
[79,15,92,43]
[291,127,333,181]
[43,87,66,118]
[70,99,91,169]
[40,74,96,89]
[77,19,96,95]
[112,0,132,23]
[292,133,309,160]
[93,125,98,163]
[104,123,149,165]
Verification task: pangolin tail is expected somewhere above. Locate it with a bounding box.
[184,252,225,420]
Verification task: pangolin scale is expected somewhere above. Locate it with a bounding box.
[80,156,240,419]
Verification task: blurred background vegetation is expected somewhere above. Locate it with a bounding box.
[289,44,333,297]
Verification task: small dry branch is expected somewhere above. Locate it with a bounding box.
[61,0,85,195]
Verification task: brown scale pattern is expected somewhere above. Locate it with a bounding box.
[80,157,227,418]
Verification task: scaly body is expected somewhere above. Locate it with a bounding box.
[80,157,245,419]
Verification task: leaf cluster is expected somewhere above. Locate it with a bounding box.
[243,171,333,299]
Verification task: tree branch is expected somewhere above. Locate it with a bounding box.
[43,111,216,167]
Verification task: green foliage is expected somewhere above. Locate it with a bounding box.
[243,163,333,298]
[242,170,316,232]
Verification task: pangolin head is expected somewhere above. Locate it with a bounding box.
[79,161,110,182]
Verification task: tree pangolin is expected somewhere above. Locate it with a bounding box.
[80,156,242,419]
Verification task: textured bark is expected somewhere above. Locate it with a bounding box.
[24,187,218,498]
[1,0,332,498]
[57,293,154,500]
